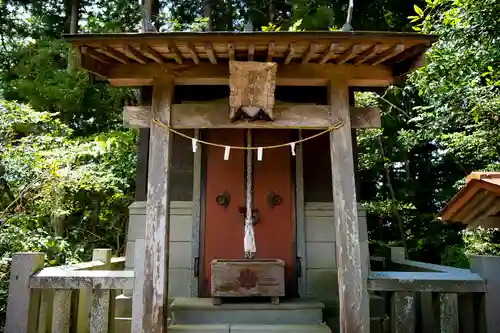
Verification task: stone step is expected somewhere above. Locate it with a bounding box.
[231,324,331,332]
[168,325,229,333]
[169,324,331,332]
[171,297,324,325]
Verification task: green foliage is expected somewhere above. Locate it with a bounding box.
[409,0,500,174]
[359,0,500,266]
[162,0,427,31]
[1,39,131,136]
[1,0,500,328]
[0,101,137,328]
[82,0,142,32]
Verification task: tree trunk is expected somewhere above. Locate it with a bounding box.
[203,0,213,31]
[69,0,79,34]
[226,0,233,31]
[141,0,155,31]
[67,0,79,72]
[377,136,408,256]
[268,0,275,24]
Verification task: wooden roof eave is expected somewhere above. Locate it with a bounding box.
[64,31,437,45]
[66,31,436,87]
[439,177,500,225]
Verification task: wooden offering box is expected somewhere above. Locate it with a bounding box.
[211,259,285,304]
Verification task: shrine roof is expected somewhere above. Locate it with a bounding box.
[439,172,500,228]
[64,31,436,86]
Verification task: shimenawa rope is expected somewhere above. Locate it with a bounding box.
[151,118,345,150]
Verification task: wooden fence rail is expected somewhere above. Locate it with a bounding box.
[368,247,500,333]
[6,245,500,333]
[5,249,133,333]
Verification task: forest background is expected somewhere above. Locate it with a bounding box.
[1,0,500,329]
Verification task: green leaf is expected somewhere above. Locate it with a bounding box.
[414,5,424,17]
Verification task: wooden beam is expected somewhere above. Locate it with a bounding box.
[125,45,149,64]
[142,79,173,333]
[166,43,183,64]
[140,44,164,63]
[102,45,131,64]
[248,44,255,61]
[319,43,339,64]
[187,43,200,64]
[302,43,317,64]
[336,44,363,65]
[353,44,382,66]
[228,42,235,61]
[328,80,369,333]
[123,104,380,129]
[389,44,424,65]
[284,43,296,64]
[205,43,217,64]
[267,41,275,62]
[81,52,110,76]
[371,44,405,66]
[82,46,115,64]
[104,63,394,87]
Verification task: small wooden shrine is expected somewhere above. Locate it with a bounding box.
[439,172,500,228]
[66,31,435,333]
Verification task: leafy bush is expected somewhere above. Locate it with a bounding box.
[0,100,137,328]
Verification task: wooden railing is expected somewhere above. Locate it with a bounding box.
[4,249,133,333]
[6,246,500,333]
[368,247,495,333]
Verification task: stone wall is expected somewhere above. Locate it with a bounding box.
[304,203,368,301]
[304,202,369,330]
[126,201,193,297]
[126,200,368,300]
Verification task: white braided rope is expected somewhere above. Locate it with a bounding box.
[244,129,256,258]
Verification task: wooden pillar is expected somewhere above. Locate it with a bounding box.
[348,89,361,199]
[5,252,45,333]
[135,87,152,202]
[328,79,370,333]
[141,79,174,333]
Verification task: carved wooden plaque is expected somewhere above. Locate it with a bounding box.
[229,61,277,121]
[211,259,285,298]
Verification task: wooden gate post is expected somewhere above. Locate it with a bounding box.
[328,79,370,333]
[470,255,500,333]
[5,252,45,333]
[141,78,174,333]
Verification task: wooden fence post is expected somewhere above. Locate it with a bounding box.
[92,249,112,269]
[470,255,500,333]
[392,292,416,333]
[5,252,45,333]
[390,247,406,262]
[76,249,113,333]
[52,289,72,333]
[132,239,145,333]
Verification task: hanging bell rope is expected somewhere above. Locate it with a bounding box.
[151,118,345,151]
[244,129,256,259]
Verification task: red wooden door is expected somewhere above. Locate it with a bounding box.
[201,129,295,296]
